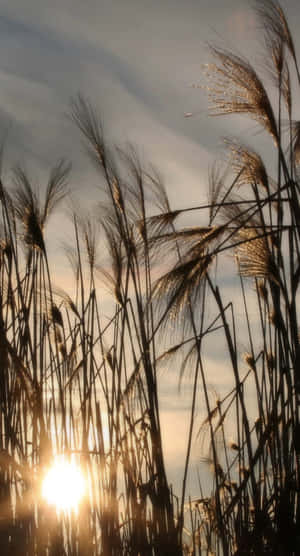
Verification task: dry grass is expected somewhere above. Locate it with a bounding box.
[0,1,299,554]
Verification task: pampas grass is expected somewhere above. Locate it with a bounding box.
[0,1,299,554]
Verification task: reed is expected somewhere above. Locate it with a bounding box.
[0,1,299,554]
[151,1,300,553]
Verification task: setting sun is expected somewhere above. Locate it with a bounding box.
[42,457,86,512]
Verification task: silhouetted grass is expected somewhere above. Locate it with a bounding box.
[0,1,299,554]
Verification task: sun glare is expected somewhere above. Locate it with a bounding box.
[42,456,86,512]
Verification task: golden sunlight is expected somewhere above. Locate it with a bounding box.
[42,456,86,512]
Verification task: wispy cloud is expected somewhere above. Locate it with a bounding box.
[0,2,257,175]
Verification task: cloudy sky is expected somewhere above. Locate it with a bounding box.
[1,0,299,487]
[0,0,298,210]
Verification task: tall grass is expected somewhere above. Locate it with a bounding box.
[0,1,299,554]
[0,113,181,555]
[151,1,300,553]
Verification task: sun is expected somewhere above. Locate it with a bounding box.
[42,456,86,512]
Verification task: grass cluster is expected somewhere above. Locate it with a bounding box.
[0,1,299,554]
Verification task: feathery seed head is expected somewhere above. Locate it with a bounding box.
[236,229,279,283]
[267,351,275,370]
[243,352,256,370]
[255,0,297,63]
[50,304,64,327]
[226,141,270,190]
[207,47,278,141]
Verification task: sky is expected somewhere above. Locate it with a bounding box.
[0,0,298,207]
[1,0,298,207]
[1,0,299,491]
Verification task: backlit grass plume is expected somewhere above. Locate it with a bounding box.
[0,1,299,555]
